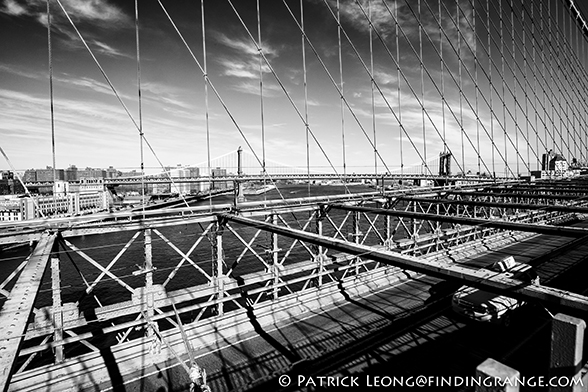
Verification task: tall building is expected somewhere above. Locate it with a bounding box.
[188,167,205,193]
[211,167,229,190]
[65,165,79,181]
[169,165,191,195]
[106,166,119,178]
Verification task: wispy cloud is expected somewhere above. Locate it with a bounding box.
[1,0,130,25]
[214,32,277,57]
[1,0,132,58]
[212,31,280,89]
[231,80,283,97]
[1,0,26,16]
[90,40,132,58]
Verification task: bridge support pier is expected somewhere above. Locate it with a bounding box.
[549,314,585,392]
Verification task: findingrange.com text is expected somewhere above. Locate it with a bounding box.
[277,375,584,388]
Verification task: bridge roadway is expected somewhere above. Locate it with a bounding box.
[113,222,588,392]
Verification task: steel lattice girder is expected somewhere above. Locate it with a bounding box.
[446,190,587,201]
[219,213,588,313]
[330,204,588,238]
[397,196,588,214]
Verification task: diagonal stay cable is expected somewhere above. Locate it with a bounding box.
[54,0,193,210]
[341,0,474,176]
[279,0,404,176]
[483,0,575,161]
[417,0,517,176]
[157,0,299,204]
[224,0,355,190]
[388,2,504,175]
[158,0,345,233]
[465,0,572,162]
[461,0,550,161]
[413,0,515,177]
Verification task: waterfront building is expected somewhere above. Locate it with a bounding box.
[65,165,79,181]
[36,166,65,182]
[211,167,229,190]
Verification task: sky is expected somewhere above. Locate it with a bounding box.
[1,0,588,176]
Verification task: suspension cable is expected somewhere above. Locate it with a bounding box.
[337,0,347,185]
[418,0,428,175]
[364,0,476,175]
[256,0,267,201]
[297,0,423,175]
[201,0,212,212]
[369,0,377,175]
[134,0,145,219]
[158,0,316,202]
[396,0,403,176]
[427,0,524,176]
[456,0,465,174]
[48,0,56,186]
[54,0,192,210]
[460,0,545,168]
[300,0,311,197]
[223,0,353,190]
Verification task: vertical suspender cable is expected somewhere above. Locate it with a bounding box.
[134,0,145,219]
[520,0,530,172]
[487,0,495,178]
[499,0,507,177]
[532,3,540,168]
[396,0,403,176]
[567,5,575,162]
[547,1,556,154]
[474,0,481,175]
[369,0,377,175]
[439,0,445,158]
[48,0,57,202]
[554,2,561,155]
[256,0,267,199]
[301,0,310,197]
[457,0,464,174]
[337,0,347,184]
[418,0,427,175]
[201,0,212,211]
[509,0,519,176]
[581,15,584,164]
[541,2,548,157]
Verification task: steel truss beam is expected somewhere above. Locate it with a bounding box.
[330,204,588,238]
[397,196,588,214]
[219,213,588,313]
[447,190,586,201]
[0,233,56,392]
[484,186,588,195]
[489,184,588,191]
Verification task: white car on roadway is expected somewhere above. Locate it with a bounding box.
[451,256,539,325]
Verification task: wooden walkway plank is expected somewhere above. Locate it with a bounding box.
[0,233,56,392]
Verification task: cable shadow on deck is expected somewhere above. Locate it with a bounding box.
[236,276,302,364]
[83,307,126,392]
[239,291,452,391]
